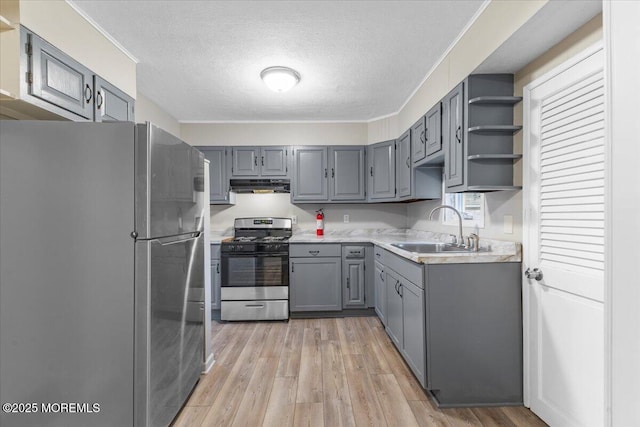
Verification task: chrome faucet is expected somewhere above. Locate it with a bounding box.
[429,205,464,247]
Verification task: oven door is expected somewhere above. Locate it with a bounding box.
[221,252,289,287]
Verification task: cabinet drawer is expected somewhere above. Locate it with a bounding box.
[290,244,341,258]
[342,245,365,258]
[210,244,221,259]
[374,245,386,262]
[385,251,423,289]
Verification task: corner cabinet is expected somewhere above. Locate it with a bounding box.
[291,146,366,203]
[195,146,233,204]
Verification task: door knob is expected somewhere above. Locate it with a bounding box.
[525,267,543,281]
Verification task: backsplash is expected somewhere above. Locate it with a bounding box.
[406,191,523,242]
[209,193,408,232]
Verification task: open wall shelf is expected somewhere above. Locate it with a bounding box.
[468,125,522,135]
[467,154,522,161]
[468,96,522,105]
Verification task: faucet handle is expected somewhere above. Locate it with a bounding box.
[468,233,479,251]
[448,234,458,244]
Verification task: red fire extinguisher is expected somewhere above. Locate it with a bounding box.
[316,209,324,236]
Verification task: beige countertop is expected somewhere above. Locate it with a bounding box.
[288,229,521,265]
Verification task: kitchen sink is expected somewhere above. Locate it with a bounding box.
[391,242,484,253]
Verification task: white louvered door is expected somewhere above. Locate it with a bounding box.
[524,45,604,427]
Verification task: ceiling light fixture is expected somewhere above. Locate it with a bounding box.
[260,66,300,93]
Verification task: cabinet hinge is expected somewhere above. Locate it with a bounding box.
[26,42,32,56]
[26,72,33,85]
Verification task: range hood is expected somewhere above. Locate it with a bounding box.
[229,179,290,194]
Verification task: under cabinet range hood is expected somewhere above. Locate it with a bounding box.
[229,179,290,194]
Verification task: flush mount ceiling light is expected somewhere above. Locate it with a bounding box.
[260,66,301,93]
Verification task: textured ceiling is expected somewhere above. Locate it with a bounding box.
[70,0,485,122]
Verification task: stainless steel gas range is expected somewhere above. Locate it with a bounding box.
[220,217,292,321]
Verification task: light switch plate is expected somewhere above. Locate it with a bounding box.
[503,215,513,234]
[291,215,297,225]
[343,214,350,223]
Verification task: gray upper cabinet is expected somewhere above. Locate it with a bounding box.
[231,147,260,176]
[292,146,365,203]
[261,146,288,176]
[411,116,426,164]
[424,102,443,161]
[444,82,465,189]
[396,130,411,199]
[368,140,396,201]
[22,27,134,122]
[196,146,231,204]
[330,146,366,201]
[27,28,94,120]
[231,146,289,177]
[94,76,134,122]
[292,146,328,202]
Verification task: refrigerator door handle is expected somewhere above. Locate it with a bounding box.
[149,231,201,246]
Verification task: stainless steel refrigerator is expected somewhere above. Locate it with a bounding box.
[0,121,205,427]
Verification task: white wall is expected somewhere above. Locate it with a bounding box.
[181,122,367,146]
[135,93,182,138]
[209,194,407,233]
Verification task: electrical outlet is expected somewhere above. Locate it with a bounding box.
[343,214,350,223]
[291,215,297,225]
[503,215,513,234]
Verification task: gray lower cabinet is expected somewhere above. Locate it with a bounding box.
[22,26,134,122]
[290,249,342,311]
[93,76,134,122]
[196,146,231,204]
[374,261,386,325]
[367,140,396,201]
[210,245,221,310]
[385,268,426,387]
[342,245,366,309]
[425,262,522,406]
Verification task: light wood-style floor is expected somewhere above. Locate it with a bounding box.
[173,316,547,427]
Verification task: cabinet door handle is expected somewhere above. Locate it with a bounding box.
[456,126,462,143]
[420,130,425,144]
[379,271,384,281]
[261,156,264,166]
[346,277,350,288]
[395,280,400,294]
[406,157,410,168]
[291,262,294,272]
[254,156,258,166]
[370,166,373,177]
[308,250,320,256]
[216,264,220,274]
[426,127,429,142]
[96,91,103,109]
[331,168,335,178]
[399,284,403,298]
[84,84,93,103]
[324,168,328,178]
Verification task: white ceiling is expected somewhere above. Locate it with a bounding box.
[70,0,486,122]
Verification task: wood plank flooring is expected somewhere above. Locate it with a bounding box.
[173,316,547,427]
